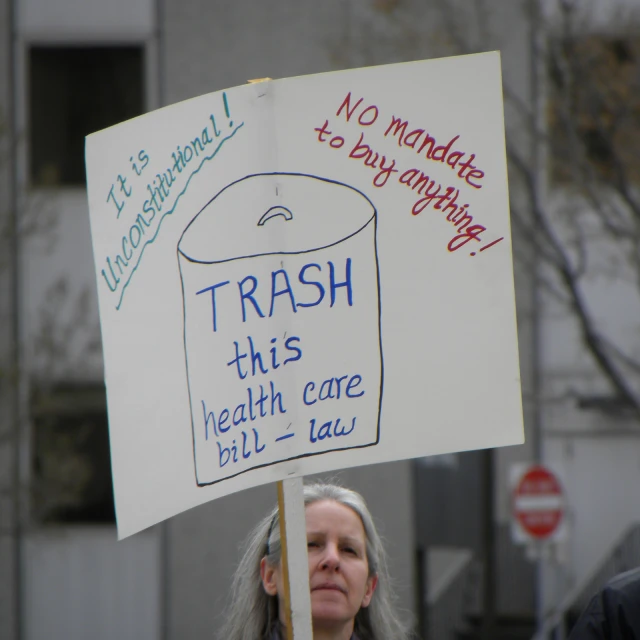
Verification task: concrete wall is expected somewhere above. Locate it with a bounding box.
[24,527,161,640]
[541,375,640,612]
[17,0,154,39]
[162,0,347,104]
[544,428,640,610]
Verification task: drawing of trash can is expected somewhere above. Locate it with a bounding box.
[177,172,382,486]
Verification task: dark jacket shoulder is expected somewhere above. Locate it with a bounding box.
[568,567,640,639]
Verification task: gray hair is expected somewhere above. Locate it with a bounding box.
[217,482,411,640]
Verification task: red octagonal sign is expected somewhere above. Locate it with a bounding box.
[513,465,564,540]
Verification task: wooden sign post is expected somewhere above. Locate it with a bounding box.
[277,478,313,640]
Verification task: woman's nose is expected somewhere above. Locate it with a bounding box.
[320,543,340,570]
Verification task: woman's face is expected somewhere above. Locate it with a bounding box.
[261,499,378,636]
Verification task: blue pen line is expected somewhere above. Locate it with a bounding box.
[275,433,295,442]
[114,122,245,310]
[223,92,230,119]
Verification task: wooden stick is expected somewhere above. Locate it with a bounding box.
[277,478,313,640]
[277,480,294,640]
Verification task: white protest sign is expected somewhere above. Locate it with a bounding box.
[86,52,524,538]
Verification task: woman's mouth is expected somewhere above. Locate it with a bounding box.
[312,582,346,594]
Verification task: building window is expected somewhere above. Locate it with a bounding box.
[29,45,144,187]
[31,383,115,524]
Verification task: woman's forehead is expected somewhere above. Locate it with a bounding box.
[305,499,366,537]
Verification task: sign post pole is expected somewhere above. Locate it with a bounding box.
[277,478,313,640]
[511,463,566,636]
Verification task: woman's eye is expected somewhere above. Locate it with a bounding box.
[343,547,357,555]
[307,541,319,549]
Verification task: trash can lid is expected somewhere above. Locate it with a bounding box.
[177,173,375,264]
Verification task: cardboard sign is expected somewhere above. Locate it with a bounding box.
[85,52,524,538]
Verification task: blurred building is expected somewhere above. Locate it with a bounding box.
[0,1,530,639]
[0,2,428,638]
[2,0,639,639]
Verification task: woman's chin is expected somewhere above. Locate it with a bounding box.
[311,595,355,628]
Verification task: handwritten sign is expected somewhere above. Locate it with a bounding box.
[178,173,382,485]
[96,94,243,310]
[86,52,524,538]
[313,93,502,254]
